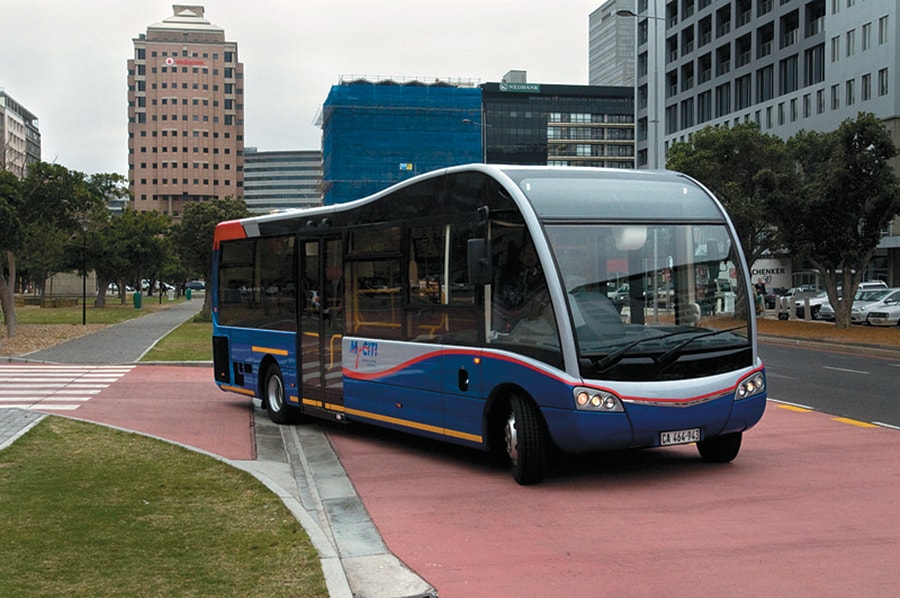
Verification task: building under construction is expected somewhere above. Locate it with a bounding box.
[320,77,482,205]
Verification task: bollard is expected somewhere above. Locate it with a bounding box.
[186,288,192,301]
[133,291,142,310]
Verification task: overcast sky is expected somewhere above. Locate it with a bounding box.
[1,0,605,176]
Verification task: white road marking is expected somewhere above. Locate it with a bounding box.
[822,366,869,375]
[0,365,134,411]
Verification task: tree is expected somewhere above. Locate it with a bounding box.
[0,163,105,338]
[0,171,24,338]
[666,122,794,268]
[776,112,900,328]
[170,197,250,319]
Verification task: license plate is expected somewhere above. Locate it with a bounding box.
[660,428,700,446]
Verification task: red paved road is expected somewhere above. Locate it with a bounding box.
[73,365,255,461]
[56,365,900,596]
[328,405,900,597]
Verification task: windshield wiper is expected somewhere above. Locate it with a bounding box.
[587,328,703,374]
[654,326,747,371]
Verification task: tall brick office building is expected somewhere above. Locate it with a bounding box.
[127,5,244,218]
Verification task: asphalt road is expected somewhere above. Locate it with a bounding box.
[760,341,900,428]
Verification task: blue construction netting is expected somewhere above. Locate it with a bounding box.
[321,80,483,204]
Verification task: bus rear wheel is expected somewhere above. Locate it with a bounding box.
[264,364,294,424]
[504,394,547,485]
[697,431,742,463]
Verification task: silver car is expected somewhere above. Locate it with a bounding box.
[851,288,900,324]
[867,303,900,326]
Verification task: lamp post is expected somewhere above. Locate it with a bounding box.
[616,7,665,170]
[81,224,87,325]
[462,118,489,163]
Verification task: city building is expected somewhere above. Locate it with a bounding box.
[319,76,483,205]
[319,72,635,204]
[594,0,899,283]
[127,5,244,218]
[589,0,636,87]
[243,148,323,213]
[0,88,41,178]
[481,71,634,167]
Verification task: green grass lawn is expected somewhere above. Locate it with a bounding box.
[143,318,213,361]
[0,417,328,597]
[15,298,178,325]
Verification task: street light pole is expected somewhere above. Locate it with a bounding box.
[616,7,666,170]
[81,227,87,326]
[462,117,489,163]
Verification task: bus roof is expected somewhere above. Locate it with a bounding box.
[215,165,726,243]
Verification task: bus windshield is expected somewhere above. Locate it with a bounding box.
[544,222,752,381]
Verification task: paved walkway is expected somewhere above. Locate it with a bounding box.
[0,300,434,598]
[24,299,203,364]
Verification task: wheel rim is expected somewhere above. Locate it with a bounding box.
[267,374,284,413]
[504,411,518,465]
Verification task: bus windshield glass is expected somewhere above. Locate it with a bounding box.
[544,222,753,381]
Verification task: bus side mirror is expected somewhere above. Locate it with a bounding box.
[467,238,492,286]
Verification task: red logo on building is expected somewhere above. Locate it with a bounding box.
[164,57,206,66]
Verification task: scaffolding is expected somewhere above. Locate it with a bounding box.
[321,78,483,204]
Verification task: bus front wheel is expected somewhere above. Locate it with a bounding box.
[504,394,547,485]
[697,431,742,463]
[264,364,294,425]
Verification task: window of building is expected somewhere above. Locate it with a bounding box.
[803,94,811,118]
[756,65,774,102]
[790,98,797,122]
[862,22,871,51]
[736,74,751,110]
[765,106,772,129]
[817,89,825,113]
[805,44,825,85]
[878,68,889,96]
[846,30,855,57]
[780,55,798,94]
[846,79,855,106]
[879,16,889,45]
[831,84,840,109]
[680,98,694,128]
[831,36,840,62]
[778,102,785,126]
[862,73,871,101]
[715,83,731,117]
[698,91,712,123]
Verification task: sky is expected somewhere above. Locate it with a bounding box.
[1,0,605,177]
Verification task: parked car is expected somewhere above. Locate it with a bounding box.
[867,303,900,326]
[185,280,205,290]
[796,282,888,320]
[795,290,831,320]
[851,288,900,324]
[822,287,894,321]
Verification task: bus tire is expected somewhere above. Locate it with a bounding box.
[264,364,294,425]
[504,394,547,485]
[697,431,742,463]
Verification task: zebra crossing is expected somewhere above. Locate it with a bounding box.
[0,365,134,411]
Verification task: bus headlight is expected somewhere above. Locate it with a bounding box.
[574,387,623,412]
[736,372,765,399]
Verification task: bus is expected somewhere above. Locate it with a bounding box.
[212,165,766,484]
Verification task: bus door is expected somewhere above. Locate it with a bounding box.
[300,237,344,416]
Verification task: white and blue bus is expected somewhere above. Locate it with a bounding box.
[212,165,766,484]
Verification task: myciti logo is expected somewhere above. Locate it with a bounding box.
[349,340,378,369]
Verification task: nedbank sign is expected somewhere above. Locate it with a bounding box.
[499,82,541,93]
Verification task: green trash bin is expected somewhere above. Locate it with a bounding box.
[186,288,192,301]
[133,291,142,310]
